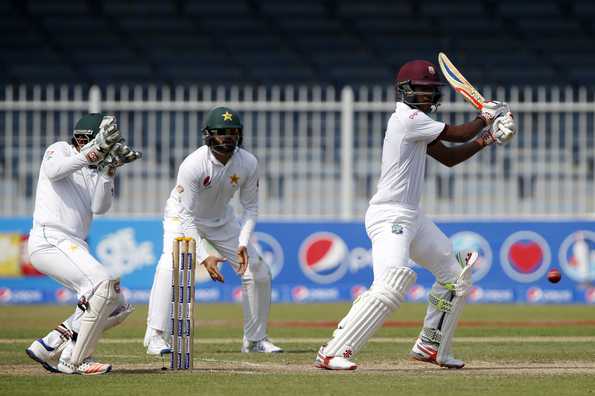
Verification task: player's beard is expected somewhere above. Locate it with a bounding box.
[211,136,238,154]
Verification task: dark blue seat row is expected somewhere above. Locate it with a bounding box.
[1,0,593,86]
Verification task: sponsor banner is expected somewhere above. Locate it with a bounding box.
[467,286,515,303]
[523,287,575,304]
[0,218,593,304]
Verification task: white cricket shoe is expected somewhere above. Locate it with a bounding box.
[146,334,172,356]
[241,337,283,353]
[314,346,357,370]
[144,327,172,355]
[409,338,465,369]
[58,356,112,375]
[25,338,67,373]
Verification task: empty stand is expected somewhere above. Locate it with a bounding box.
[0,0,592,86]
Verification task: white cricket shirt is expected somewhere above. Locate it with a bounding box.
[369,102,445,208]
[173,146,259,247]
[32,141,114,239]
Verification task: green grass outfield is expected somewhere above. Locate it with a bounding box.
[1,303,595,396]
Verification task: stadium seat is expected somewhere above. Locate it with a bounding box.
[0,0,590,87]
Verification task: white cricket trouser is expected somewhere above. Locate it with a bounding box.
[365,203,461,283]
[146,201,272,341]
[28,226,113,333]
[365,203,463,334]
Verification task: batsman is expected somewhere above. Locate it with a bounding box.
[315,59,516,370]
[144,107,283,354]
[25,113,141,375]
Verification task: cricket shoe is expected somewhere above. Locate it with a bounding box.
[241,337,283,353]
[25,338,67,373]
[409,338,465,369]
[144,327,172,356]
[146,334,172,356]
[314,346,357,370]
[58,357,112,375]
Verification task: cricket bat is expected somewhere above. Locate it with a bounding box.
[438,52,485,110]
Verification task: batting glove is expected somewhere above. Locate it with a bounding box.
[491,113,516,144]
[478,101,510,126]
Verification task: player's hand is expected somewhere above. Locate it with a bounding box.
[96,115,121,152]
[97,141,142,176]
[201,256,226,283]
[236,246,249,276]
[80,116,121,164]
[491,113,516,144]
[478,101,510,126]
[110,141,142,167]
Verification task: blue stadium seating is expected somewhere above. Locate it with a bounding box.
[0,0,592,86]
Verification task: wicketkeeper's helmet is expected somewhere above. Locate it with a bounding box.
[72,113,105,148]
[202,107,243,154]
[396,60,445,111]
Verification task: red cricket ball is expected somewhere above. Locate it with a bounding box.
[547,268,561,283]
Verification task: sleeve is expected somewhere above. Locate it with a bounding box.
[176,159,207,262]
[238,159,259,247]
[91,175,115,215]
[42,142,89,182]
[404,111,446,143]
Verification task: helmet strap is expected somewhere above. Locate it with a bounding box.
[397,83,442,113]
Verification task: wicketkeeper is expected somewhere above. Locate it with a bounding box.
[315,60,516,370]
[25,113,141,375]
[144,106,283,355]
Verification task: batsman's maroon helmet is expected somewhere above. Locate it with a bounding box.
[396,60,444,86]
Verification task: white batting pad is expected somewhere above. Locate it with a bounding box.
[324,267,416,357]
[436,251,478,363]
[70,279,121,365]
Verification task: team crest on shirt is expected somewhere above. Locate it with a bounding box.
[409,110,420,119]
[392,223,404,235]
[230,174,240,186]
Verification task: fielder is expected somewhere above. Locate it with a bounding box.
[25,113,141,375]
[144,106,283,354]
[315,60,516,370]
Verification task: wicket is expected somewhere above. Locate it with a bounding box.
[171,237,196,370]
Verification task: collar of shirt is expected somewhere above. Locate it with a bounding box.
[396,101,413,111]
[207,147,238,167]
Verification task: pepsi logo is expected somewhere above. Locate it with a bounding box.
[232,287,243,302]
[251,232,284,279]
[299,232,349,284]
[585,288,595,304]
[55,288,74,303]
[350,285,367,299]
[406,284,426,301]
[558,230,595,283]
[526,287,573,303]
[468,286,484,302]
[291,286,309,302]
[450,231,492,283]
[500,231,551,283]
[526,287,543,303]
[0,288,12,303]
